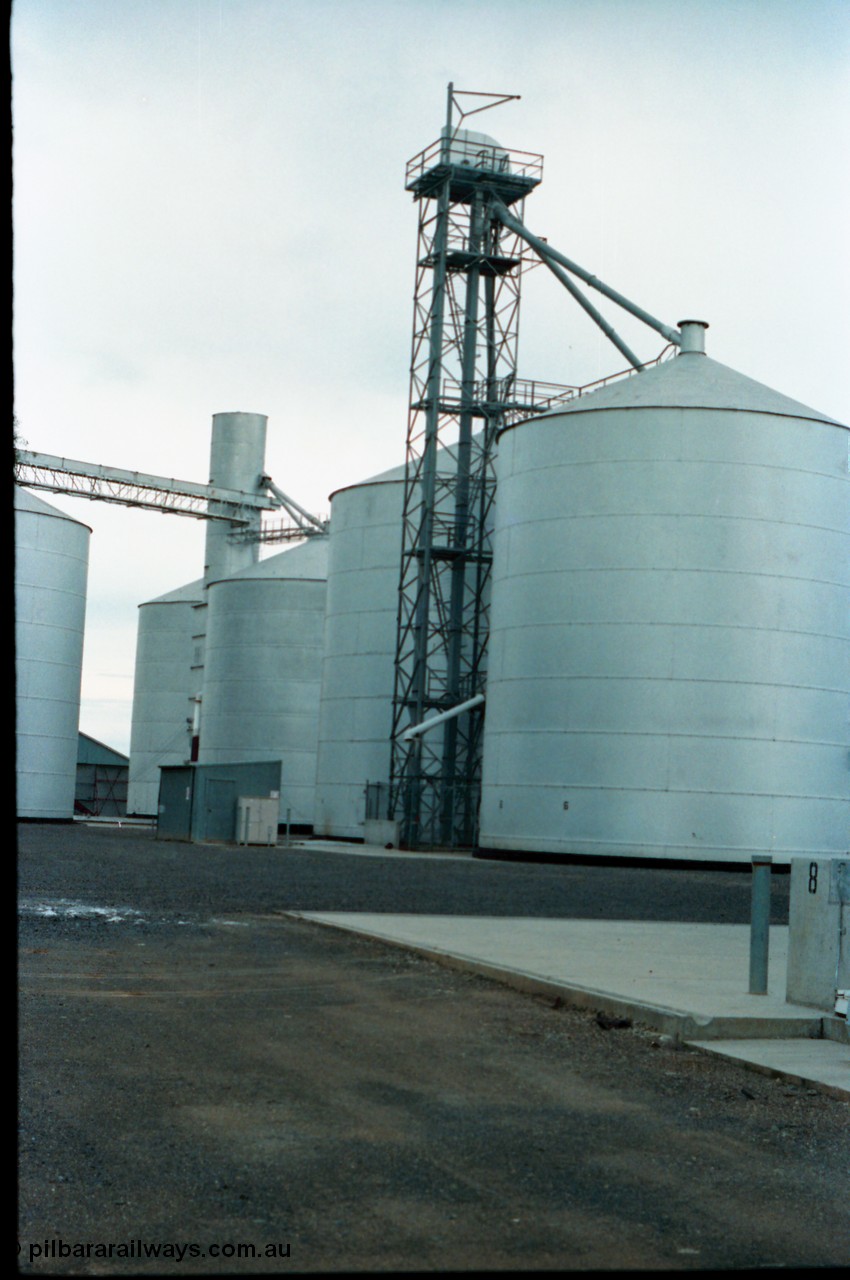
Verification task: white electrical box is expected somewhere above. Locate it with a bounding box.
[236,796,279,847]
[786,857,849,1016]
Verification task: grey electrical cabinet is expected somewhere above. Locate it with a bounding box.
[237,796,279,846]
[786,857,849,1015]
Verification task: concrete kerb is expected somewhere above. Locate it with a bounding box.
[283,911,826,1045]
[685,1039,850,1102]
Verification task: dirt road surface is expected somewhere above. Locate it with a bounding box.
[18,824,849,1273]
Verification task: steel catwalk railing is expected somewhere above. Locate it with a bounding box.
[14,450,327,544]
[14,451,277,523]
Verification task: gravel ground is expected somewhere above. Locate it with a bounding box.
[17,821,791,924]
[18,822,847,1274]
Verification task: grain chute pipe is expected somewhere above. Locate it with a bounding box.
[264,478,327,533]
[538,252,644,371]
[401,694,486,743]
[491,198,681,346]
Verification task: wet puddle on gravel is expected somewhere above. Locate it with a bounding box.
[18,897,255,929]
[18,897,146,924]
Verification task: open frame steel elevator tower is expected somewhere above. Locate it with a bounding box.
[389,87,544,849]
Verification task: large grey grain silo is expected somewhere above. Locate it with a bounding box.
[479,322,849,862]
[15,487,91,819]
[313,462,406,838]
[197,535,328,829]
[126,578,205,816]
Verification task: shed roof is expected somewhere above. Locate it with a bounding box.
[77,732,129,767]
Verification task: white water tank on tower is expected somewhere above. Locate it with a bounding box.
[197,536,329,829]
[15,487,91,819]
[126,578,205,816]
[479,323,850,862]
[313,462,407,838]
[440,126,511,174]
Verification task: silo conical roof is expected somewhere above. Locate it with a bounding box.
[206,535,328,587]
[539,352,844,426]
[143,577,206,606]
[328,434,489,504]
[329,460,407,503]
[15,485,93,529]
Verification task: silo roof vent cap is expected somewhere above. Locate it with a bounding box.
[678,319,708,354]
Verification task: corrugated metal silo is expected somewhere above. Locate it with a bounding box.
[313,463,406,838]
[197,536,329,829]
[126,578,205,816]
[479,324,850,862]
[15,487,91,819]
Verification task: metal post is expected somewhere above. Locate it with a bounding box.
[749,854,773,994]
[285,807,291,850]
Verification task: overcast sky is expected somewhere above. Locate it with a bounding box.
[12,0,850,755]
